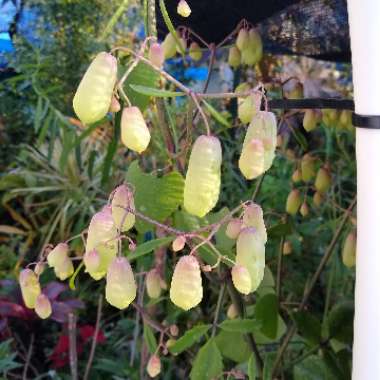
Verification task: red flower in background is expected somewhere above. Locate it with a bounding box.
[49,324,106,368]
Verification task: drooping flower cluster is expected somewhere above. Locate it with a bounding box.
[227,203,267,295]
[228,27,263,69]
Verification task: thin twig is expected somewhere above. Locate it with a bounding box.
[226,277,263,378]
[271,195,357,377]
[212,282,226,337]
[22,334,34,380]
[68,313,78,380]
[252,174,266,201]
[83,295,103,380]
[276,236,285,298]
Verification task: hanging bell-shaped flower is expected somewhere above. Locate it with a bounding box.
[54,256,74,281]
[170,256,203,310]
[242,111,277,172]
[121,106,151,153]
[225,218,243,240]
[83,249,101,273]
[111,185,135,232]
[236,29,249,51]
[231,265,252,295]
[146,269,162,299]
[286,189,302,215]
[35,293,52,319]
[47,243,69,268]
[236,228,265,293]
[19,269,41,309]
[147,354,161,377]
[149,42,165,68]
[106,257,136,309]
[301,154,316,182]
[342,231,356,268]
[184,135,222,217]
[85,206,117,280]
[162,33,177,59]
[239,138,265,180]
[314,167,332,193]
[177,0,191,17]
[242,203,267,243]
[172,236,187,252]
[189,42,202,61]
[73,52,117,125]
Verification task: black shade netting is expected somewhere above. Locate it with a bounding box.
[156,0,351,62]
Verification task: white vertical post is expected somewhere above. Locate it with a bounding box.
[347,1,380,378]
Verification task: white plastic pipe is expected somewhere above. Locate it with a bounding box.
[347,1,380,378]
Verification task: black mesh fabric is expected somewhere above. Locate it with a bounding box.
[156,0,351,62]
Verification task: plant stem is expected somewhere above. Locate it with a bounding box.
[226,277,263,378]
[22,334,34,380]
[68,313,78,380]
[271,195,357,377]
[83,295,103,380]
[276,236,285,298]
[212,282,226,337]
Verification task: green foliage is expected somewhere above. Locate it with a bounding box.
[168,324,211,355]
[0,0,357,378]
[126,161,184,233]
[190,339,223,380]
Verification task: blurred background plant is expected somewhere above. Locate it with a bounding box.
[0,0,356,379]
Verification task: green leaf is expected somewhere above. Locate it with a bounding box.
[190,339,223,380]
[143,323,157,354]
[129,84,185,98]
[219,318,260,333]
[263,353,276,380]
[255,294,279,339]
[202,100,230,128]
[215,331,251,363]
[248,354,257,380]
[327,301,354,344]
[168,324,211,355]
[293,310,321,346]
[268,220,294,238]
[124,62,159,111]
[128,237,173,262]
[126,161,184,233]
[293,355,334,380]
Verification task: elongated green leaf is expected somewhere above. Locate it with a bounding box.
[255,294,279,339]
[327,301,354,344]
[128,237,173,262]
[263,353,276,380]
[159,0,185,55]
[202,100,230,127]
[168,324,211,355]
[219,318,260,333]
[248,354,257,380]
[129,84,185,98]
[293,310,322,346]
[190,339,223,380]
[143,323,157,354]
